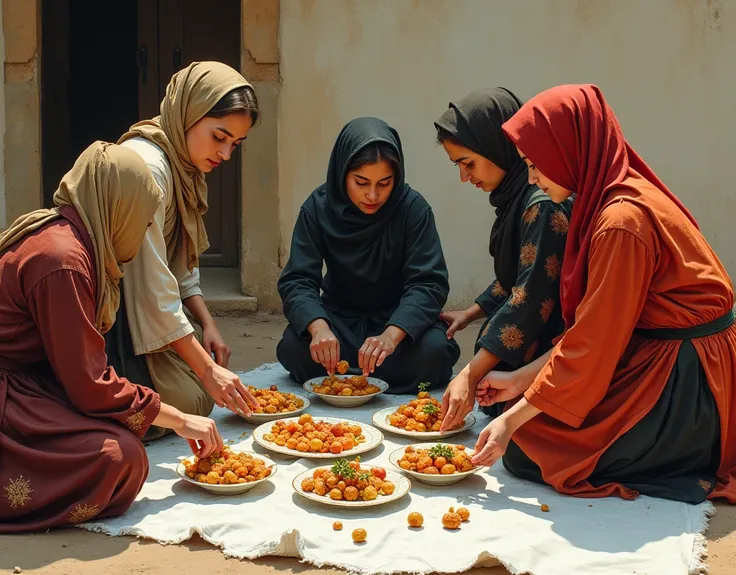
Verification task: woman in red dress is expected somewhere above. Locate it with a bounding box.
[0,142,223,532]
[468,84,736,504]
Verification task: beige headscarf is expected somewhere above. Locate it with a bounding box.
[0,142,162,334]
[118,61,252,274]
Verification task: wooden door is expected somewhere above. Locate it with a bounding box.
[137,0,241,267]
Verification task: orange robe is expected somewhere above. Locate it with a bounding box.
[0,209,161,532]
[514,175,736,502]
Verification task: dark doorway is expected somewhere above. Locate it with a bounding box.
[41,0,241,268]
[41,0,138,207]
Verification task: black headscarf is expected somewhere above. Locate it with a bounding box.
[434,88,533,293]
[310,117,410,245]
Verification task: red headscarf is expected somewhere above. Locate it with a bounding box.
[501,84,698,329]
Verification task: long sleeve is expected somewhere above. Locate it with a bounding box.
[524,226,655,427]
[477,202,569,367]
[475,280,508,317]
[177,266,203,300]
[120,137,194,355]
[277,208,330,336]
[122,200,194,354]
[27,269,161,438]
[386,207,449,341]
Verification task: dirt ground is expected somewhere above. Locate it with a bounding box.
[1,314,734,575]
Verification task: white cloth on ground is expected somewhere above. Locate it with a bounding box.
[79,363,713,575]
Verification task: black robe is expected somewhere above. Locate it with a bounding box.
[277,117,460,393]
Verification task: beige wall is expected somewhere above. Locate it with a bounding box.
[2,0,41,226]
[278,0,736,308]
[241,0,283,310]
[0,0,5,229]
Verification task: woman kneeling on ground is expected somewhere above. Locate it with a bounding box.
[107,62,261,438]
[0,142,223,532]
[433,88,572,428]
[467,84,736,504]
[277,117,461,394]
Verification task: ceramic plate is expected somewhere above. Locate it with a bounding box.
[303,375,389,408]
[252,416,383,459]
[239,393,311,424]
[176,451,278,495]
[388,442,482,486]
[292,465,410,508]
[371,406,476,439]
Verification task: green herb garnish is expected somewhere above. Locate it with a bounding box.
[423,403,440,416]
[429,444,454,460]
[331,458,356,480]
[418,382,431,393]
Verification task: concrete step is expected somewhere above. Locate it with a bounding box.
[200,267,258,317]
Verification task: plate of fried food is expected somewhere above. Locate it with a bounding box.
[388,443,481,486]
[252,413,383,459]
[239,384,310,423]
[371,383,476,439]
[176,446,278,495]
[304,361,388,408]
[293,457,410,508]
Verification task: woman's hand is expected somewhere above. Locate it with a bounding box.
[359,327,405,376]
[202,322,231,367]
[471,417,513,467]
[201,364,258,416]
[308,319,340,375]
[476,369,525,406]
[439,303,485,339]
[440,370,475,433]
[439,310,471,339]
[471,398,542,467]
[174,413,224,458]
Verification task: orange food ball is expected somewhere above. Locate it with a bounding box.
[407,512,424,528]
[352,528,367,543]
[442,512,462,530]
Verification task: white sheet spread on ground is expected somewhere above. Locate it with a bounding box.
[79,363,713,575]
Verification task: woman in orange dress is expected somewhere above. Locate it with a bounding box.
[0,142,223,532]
[467,84,736,504]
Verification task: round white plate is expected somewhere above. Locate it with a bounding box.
[239,393,311,424]
[176,451,278,495]
[252,416,383,459]
[371,406,476,439]
[303,375,389,408]
[292,464,410,508]
[388,443,482,486]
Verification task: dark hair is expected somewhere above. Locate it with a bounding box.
[206,86,260,124]
[435,125,463,147]
[346,142,402,180]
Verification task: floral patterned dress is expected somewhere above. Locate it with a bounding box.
[474,189,572,415]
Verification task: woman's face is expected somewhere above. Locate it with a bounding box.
[515,146,574,203]
[185,113,254,173]
[345,159,394,215]
[441,139,506,193]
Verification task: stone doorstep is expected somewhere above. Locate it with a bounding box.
[205,293,259,317]
[200,267,258,317]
